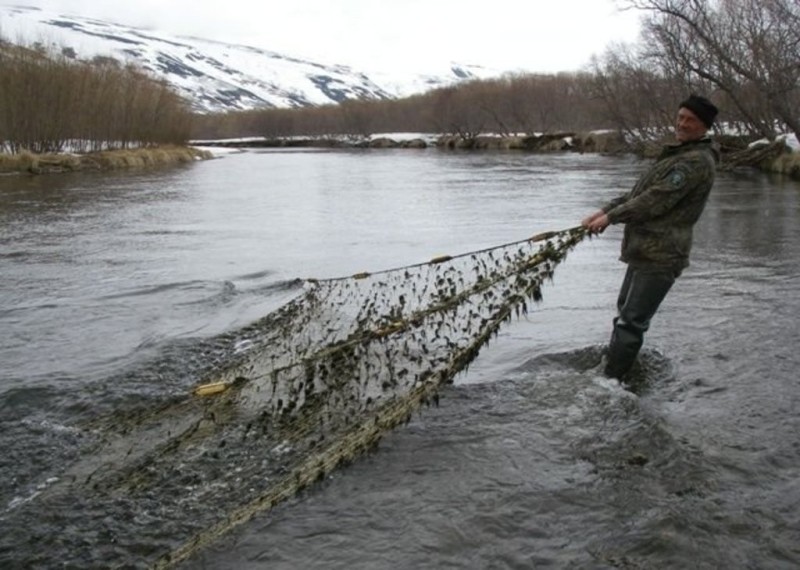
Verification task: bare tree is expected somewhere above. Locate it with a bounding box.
[625,0,800,140]
[337,99,375,139]
[0,40,192,153]
[589,44,685,141]
[427,85,486,142]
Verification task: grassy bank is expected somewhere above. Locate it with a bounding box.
[767,151,800,180]
[0,146,213,175]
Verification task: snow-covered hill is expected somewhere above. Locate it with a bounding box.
[0,4,500,113]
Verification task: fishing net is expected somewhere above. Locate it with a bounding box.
[4,225,587,568]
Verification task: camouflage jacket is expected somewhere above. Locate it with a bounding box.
[603,137,720,273]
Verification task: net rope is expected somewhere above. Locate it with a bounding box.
[38,225,588,568]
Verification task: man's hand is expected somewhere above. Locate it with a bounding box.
[581,210,610,234]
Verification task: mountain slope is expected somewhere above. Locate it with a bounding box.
[0,4,500,113]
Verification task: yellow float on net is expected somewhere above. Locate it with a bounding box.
[193,382,229,397]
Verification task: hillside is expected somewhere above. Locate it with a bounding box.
[0,4,501,113]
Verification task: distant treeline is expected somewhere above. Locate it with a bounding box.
[191,74,612,141]
[2,0,797,155]
[0,41,192,154]
[194,0,799,147]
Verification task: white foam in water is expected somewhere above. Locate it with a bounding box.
[6,477,60,513]
[22,418,82,435]
[589,373,624,391]
[234,339,255,354]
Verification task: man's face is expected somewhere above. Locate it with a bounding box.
[675,107,708,142]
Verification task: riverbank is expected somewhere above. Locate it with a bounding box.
[0,145,213,175]
[766,149,800,178]
[3,136,798,180]
[191,130,630,154]
[192,131,800,181]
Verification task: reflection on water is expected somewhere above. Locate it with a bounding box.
[699,169,799,261]
[1,150,799,568]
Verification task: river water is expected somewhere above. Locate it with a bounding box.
[1,148,798,569]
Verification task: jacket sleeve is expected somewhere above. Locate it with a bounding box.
[606,156,708,224]
[602,194,628,213]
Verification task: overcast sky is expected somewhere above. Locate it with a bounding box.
[7,0,642,74]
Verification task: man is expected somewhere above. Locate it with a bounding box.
[582,94,720,380]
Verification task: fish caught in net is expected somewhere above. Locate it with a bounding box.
[1,225,588,569]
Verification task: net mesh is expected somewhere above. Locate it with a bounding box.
[210,226,586,420]
[160,225,587,564]
[21,225,588,568]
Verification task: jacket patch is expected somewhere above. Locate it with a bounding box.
[668,169,687,188]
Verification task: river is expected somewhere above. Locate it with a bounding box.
[1,148,798,569]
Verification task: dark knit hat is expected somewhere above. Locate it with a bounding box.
[679,94,718,128]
